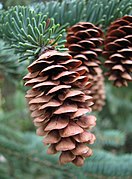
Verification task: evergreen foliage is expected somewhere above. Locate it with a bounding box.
[0,120,132,178]
[0,0,32,9]
[97,84,132,131]
[1,6,66,61]
[95,129,125,149]
[33,0,132,29]
[85,0,132,29]
[33,0,86,26]
[83,149,132,177]
[0,40,20,81]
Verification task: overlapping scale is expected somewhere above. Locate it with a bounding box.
[24,50,96,166]
[88,71,105,111]
[103,15,132,87]
[66,22,105,111]
[66,22,103,75]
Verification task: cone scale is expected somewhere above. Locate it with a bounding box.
[88,72,105,111]
[66,22,105,111]
[24,49,96,166]
[66,22,104,75]
[103,15,132,87]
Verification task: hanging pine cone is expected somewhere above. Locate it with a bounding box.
[66,22,104,76]
[24,50,96,166]
[103,15,132,87]
[88,71,105,111]
[66,22,105,111]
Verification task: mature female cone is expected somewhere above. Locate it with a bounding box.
[66,22,103,76]
[103,15,132,87]
[23,50,96,166]
[88,71,105,112]
[66,22,105,111]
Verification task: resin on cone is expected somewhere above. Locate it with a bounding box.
[24,50,96,166]
[103,16,132,87]
[66,22,105,111]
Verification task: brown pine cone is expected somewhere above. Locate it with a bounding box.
[66,22,105,111]
[66,22,103,76]
[88,72,105,111]
[103,15,132,87]
[23,50,96,166]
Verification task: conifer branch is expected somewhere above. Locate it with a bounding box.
[0,136,74,178]
[0,40,20,81]
[0,131,132,177]
[85,0,132,29]
[1,6,66,62]
[32,0,132,29]
[33,0,86,27]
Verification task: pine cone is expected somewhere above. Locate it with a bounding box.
[66,22,103,76]
[24,50,96,166]
[88,72,105,111]
[66,22,105,111]
[103,15,132,87]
